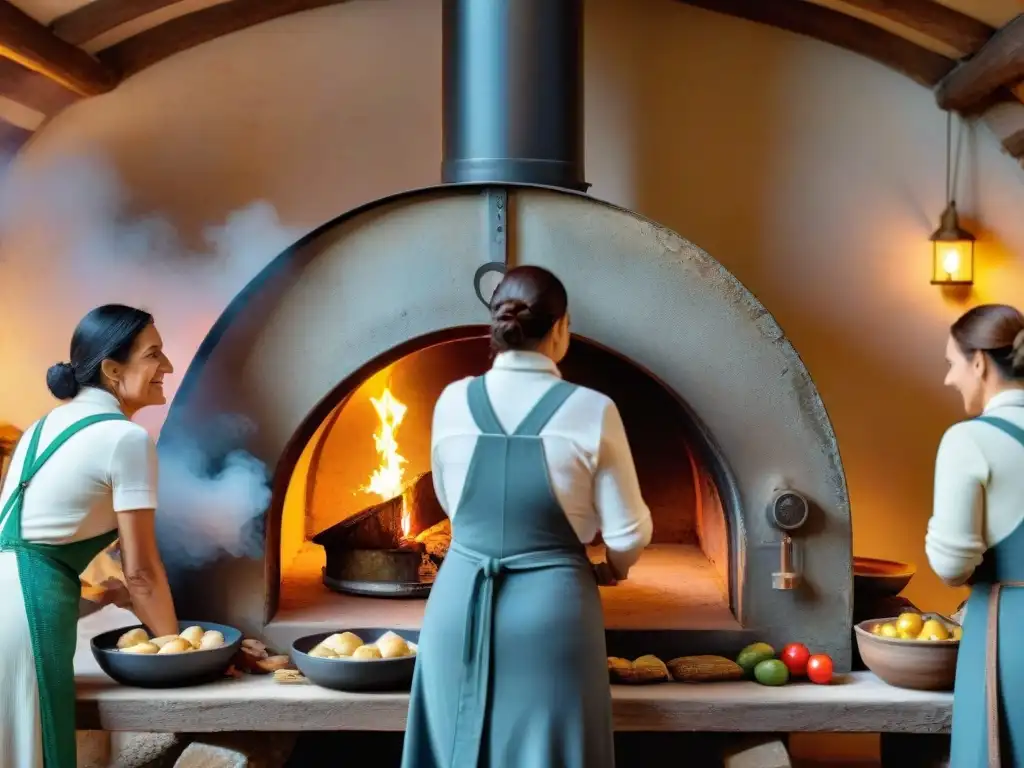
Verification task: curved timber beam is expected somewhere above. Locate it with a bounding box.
[839,0,993,55]
[0,0,117,96]
[676,0,955,87]
[95,0,352,77]
[936,14,1024,114]
[51,0,185,47]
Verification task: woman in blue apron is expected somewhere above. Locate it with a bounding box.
[0,304,180,768]
[403,267,653,767]
[925,303,1024,767]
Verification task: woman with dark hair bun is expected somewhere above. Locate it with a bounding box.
[403,266,653,767]
[0,304,179,768]
[925,303,1024,766]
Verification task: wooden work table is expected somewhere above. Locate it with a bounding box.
[74,606,951,735]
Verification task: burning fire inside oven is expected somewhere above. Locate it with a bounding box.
[312,384,452,597]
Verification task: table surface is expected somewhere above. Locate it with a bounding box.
[75,607,953,734]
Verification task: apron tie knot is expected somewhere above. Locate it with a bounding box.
[481,558,502,579]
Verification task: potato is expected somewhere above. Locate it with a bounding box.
[308,644,338,659]
[116,628,150,649]
[352,644,382,660]
[158,638,194,655]
[179,626,205,648]
[377,633,410,659]
[199,630,225,651]
[150,635,179,649]
[121,642,159,655]
[322,632,362,657]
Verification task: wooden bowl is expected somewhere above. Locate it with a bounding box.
[853,556,916,598]
[854,616,959,691]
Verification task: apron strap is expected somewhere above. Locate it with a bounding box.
[0,413,127,541]
[467,377,507,436]
[512,381,576,437]
[974,416,1024,449]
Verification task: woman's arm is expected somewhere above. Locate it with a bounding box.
[116,509,178,635]
[594,401,653,580]
[109,428,178,636]
[925,425,987,587]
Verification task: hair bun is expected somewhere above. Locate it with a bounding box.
[46,362,80,400]
[1012,329,1024,374]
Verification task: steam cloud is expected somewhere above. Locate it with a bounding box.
[0,149,304,570]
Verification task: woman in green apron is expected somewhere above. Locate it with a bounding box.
[0,304,180,768]
[925,304,1024,767]
[402,267,653,767]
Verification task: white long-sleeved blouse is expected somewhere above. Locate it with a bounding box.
[430,351,654,576]
[925,389,1024,586]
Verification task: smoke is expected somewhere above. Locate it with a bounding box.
[0,148,304,568]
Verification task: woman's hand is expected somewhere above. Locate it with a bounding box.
[97,578,132,609]
[592,561,618,586]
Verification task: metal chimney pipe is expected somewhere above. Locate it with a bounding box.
[441,0,588,191]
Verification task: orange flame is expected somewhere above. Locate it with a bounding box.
[360,388,411,537]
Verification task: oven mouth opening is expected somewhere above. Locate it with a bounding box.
[265,325,741,644]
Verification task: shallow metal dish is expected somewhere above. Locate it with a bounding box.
[91,620,242,689]
[291,628,420,692]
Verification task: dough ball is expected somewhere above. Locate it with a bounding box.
[150,635,179,649]
[158,638,194,655]
[407,643,418,655]
[308,644,338,659]
[352,644,383,660]
[608,657,632,673]
[179,626,205,649]
[121,642,159,655]
[199,631,225,651]
[116,628,150,649]
[322,632,362,657]
[377,633,410,659]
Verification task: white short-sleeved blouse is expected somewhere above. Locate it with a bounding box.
[0,387,158,544]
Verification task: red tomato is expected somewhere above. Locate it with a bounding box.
[780,643,810,676]
[807,654,834,685]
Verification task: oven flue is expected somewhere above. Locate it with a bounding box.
[441,0,588,191]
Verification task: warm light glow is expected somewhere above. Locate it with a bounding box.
[931,239,974,286]
[361,388,411,537]
[940,247,960,277]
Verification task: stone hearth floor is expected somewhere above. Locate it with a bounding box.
[273,541,739,638]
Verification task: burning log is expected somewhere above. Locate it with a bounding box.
[312,472,450,588]
[312,472,447,551]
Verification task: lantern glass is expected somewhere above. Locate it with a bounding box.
[930,239,974,285]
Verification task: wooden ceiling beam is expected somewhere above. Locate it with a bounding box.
[677,0,956,87]
[97,0,350,77]
[0,0,117,96]
[1005,128,1024,159]
[936,14,1024,113]
[837,0,994,55]
[51,0,185,47]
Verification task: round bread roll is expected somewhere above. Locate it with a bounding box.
[322,632,362,657]
[116,628,150,649]
[150,635,179,649]
[377,633,410,659]
[199,630,225,650]
[352,644,383,660]
[179,626,205,648]
[121,642,159,655]
[158,638,194,655]
[308,644,338,658]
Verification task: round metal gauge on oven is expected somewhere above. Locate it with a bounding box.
[769,490,810,531]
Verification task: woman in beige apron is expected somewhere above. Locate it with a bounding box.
[925,304,1024,767]
[0,304,180,768]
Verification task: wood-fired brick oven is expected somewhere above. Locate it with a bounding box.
[156,0,853,670]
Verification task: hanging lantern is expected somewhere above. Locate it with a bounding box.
[929,201,975,286]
